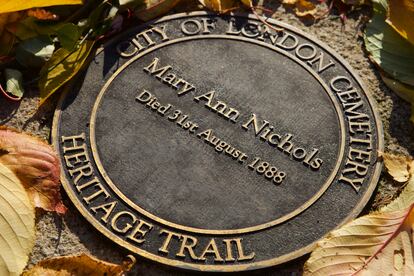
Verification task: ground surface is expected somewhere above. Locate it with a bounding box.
[1,1,413,275]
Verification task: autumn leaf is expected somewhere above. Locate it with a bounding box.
[0,0,83,14]
[303,205,414,275]
[304,152,414,275]
[382,152,414,183]
[27,8,58,20]
[0,162,35,276]
[22,254,136,276]
[134,0,182,21]
[387,0,414,45]
[382,155,414,213]
[364,0,414,86]
[282,0,317,18]
[198,0,239,13]
[38,40,95,105]
[0,127,66,213]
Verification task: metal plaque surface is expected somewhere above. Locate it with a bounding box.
[52,12,383,272]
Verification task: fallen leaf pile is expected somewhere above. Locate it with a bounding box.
[304,153,414,275]
[0,127,61,275]
[1,0,413,275]
[0,0,181,103]
[0,0,373,104]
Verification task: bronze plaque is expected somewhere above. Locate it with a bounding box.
[52,12,383,272]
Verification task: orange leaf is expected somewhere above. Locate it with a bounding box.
[22,254,136,276]
[27,8,58,20]
[0,126,66,214]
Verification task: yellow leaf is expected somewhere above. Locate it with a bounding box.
[282,0,317,17]
[240,0,252,7]
[0,163,35,276]
[305,151,414,275]
[283,0,297,4]
[135,0,181,21]
[39,40,95,105]
[27,8,58,20]
[0,0,83,14]
[387,0,414,45]
[303,206,414,275]
[198,0,239,13]
[382,167,414,213]
[23,254,136,276]
[382,153,414,183]
[0,126,66,213]
[295,0,317,17]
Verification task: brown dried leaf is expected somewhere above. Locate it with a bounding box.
[0,127,66,213]
[22,254,136,276]
[382,153,414,183]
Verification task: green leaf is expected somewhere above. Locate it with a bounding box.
[16,18,81,51]
[15,17,62,40]
[15,36,55,68]
[4,69,24,100]
[364,0,414,86]
[38,40,95,105]
[56,23,81,50]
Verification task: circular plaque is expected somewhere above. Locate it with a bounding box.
[53,12,383,272]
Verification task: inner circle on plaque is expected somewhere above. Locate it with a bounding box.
[91,37,344,232]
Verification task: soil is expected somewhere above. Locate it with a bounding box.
[1,1,413,275]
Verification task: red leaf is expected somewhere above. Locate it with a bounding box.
[0,126,66,214]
